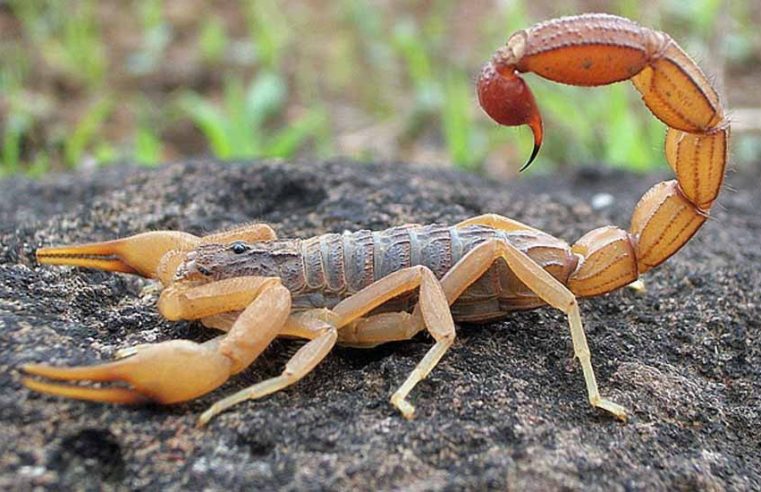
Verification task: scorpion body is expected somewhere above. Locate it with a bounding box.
[23,14,729,426]
[193,224,576,323]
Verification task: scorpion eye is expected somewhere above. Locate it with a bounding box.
[230,241,249,255]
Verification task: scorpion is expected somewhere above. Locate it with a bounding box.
[23,14,728,426]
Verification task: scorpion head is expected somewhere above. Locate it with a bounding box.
[173,240,290,284]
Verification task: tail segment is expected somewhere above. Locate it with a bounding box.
[478,13,728,297]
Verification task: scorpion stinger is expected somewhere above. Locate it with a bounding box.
[477,38,544,171]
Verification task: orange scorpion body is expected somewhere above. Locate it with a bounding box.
[24,14,728,425]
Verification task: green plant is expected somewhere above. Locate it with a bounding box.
[2,105,30,175]
[11,0,107,88]
[1,1,754,176]
[127,0,170,75]
[134,115,163,167]
[64,97,114,168]
[178,72,329,160]
[199,16,229,64]
[441,70,486,170]
[243,0,290,70]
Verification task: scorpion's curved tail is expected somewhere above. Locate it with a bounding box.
[478,13,728,297]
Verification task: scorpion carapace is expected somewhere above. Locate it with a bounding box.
[24,14,728,426]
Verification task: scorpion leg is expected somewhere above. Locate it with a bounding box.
[23,276,291,406]
[328,266,454,419]
[342,310,447,417]
[200,312,240,332]
[441,238,627,420]
[338,312,422,348]
[198,310,338,426]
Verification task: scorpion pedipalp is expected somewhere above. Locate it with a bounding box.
[22,277,293,409]
[36,231,201,280]
[22,340,233,405]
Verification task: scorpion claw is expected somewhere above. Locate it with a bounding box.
[22,340,233,405]
[35,240,140,275]
[36,231,200,279]
[21,377,149,404]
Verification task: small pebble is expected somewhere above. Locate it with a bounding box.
[591,192,614,210]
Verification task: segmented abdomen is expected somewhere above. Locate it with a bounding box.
[289,224,576,322]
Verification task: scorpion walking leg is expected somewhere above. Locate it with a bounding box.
[200,312,240,332]
[338,312,422,348]
[198,310,338,426]
[23,276,291,406]
[441,238,628,420]
[328,266,454,419]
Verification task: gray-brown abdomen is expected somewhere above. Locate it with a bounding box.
[287,224,576,321]
[293,225,453,309]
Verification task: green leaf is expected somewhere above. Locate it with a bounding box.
[392,18,434,89]
[265,109,327,158]
[199,16,228,63]
[441,71,478,169]
[224,78,257,156]
[244,0,289,69]
[179,92,232,158]
[2,115,26,174]
[135,124,163,166]
[64,97,114,168]
[245,71,287,128]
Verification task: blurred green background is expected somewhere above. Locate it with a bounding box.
[1,0,759,178]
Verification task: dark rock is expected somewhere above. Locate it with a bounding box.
[1,159,759,489]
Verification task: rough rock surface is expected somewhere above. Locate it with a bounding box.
[1,159,759,490]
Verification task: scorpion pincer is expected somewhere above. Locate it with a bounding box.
[25,14,728,426]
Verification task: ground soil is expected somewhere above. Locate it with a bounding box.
[0,159,759,490]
